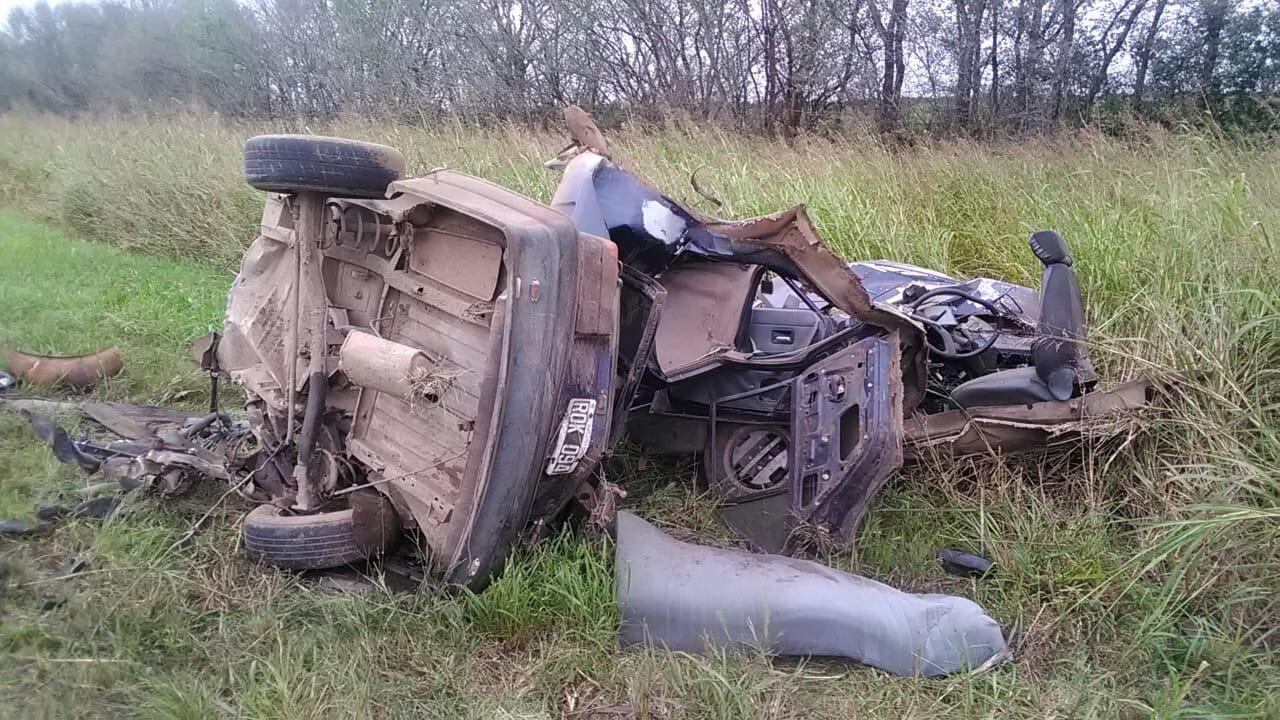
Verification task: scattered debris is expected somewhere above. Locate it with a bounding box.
[937,548,996,578]
[22,410,103,472]
[19,411,233,495]
[3,346,124,389]
[66,496,121,521]
[75,481,129,498]
[34,502,67,523]
[81,402,197,440]
[0,519,44,536]
[2,398,251,537]
[0,397,78,416]
[60,555,92,576]
[382,558,427,587]
[2,485,125,538]
[315,571,375,593]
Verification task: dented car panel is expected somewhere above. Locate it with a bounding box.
[710,333,904,552]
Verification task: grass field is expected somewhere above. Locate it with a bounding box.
[0,114,1277,718]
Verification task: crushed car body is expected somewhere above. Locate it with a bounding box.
[199,110,1152,584]
[547,121,1145,551]
[4,107,1165,676]
[10,109,1153,603]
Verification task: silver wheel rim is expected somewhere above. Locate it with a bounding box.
[721,425,790,493]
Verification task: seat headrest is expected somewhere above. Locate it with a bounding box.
[1030,230,1072,267]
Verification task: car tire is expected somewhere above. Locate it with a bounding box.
[243,504,368,570]
[243,135,405,198]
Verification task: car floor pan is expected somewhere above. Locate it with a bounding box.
[615,511,1008,677]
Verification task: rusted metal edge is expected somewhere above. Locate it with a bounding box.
[3,346,124,389]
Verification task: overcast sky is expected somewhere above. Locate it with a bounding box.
[3,0,1271,38]
[1,0,41,23]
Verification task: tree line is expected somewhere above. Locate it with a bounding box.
[1,0,1277,134]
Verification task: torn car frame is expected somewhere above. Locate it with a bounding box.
[200,113,1148,586]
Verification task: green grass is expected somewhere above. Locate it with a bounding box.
[0,115,1277,718]
[0,211,228,401]
[0,211,229,520]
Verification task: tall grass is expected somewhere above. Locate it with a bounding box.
[0,111,1277,715]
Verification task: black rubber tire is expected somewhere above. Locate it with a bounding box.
[243,504,367,570]
[243,134,405,198]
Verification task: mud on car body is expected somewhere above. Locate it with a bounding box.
[218,112,1149,586]
[221,137,624,588]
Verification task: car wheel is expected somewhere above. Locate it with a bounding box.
[243,504,370,570]
[243,135,405,198]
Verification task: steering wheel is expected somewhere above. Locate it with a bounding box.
[908,287,1005,360]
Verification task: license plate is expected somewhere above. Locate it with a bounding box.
[545,398,597,475]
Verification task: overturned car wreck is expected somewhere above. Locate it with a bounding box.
[199,111,1151,588]
[8,108,1156,676]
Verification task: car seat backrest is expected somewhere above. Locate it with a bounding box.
[1030,231,1086,400]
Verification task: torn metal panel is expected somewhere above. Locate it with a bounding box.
[789,331,903,544]
[550,149,927,411]
[651,263,757,379]
[702,209,929,412]
[615,511,1008,677]
[904,379,1154,460]
[708,333,904,552]
[22,411,108,472]
[81,402,196,440]
[612,267,666,445]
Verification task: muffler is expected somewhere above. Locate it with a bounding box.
[338,331,436,399]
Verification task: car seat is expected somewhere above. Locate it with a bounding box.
[950,231,1089,408]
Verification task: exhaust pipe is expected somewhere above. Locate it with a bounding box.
[4,346,124,389]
